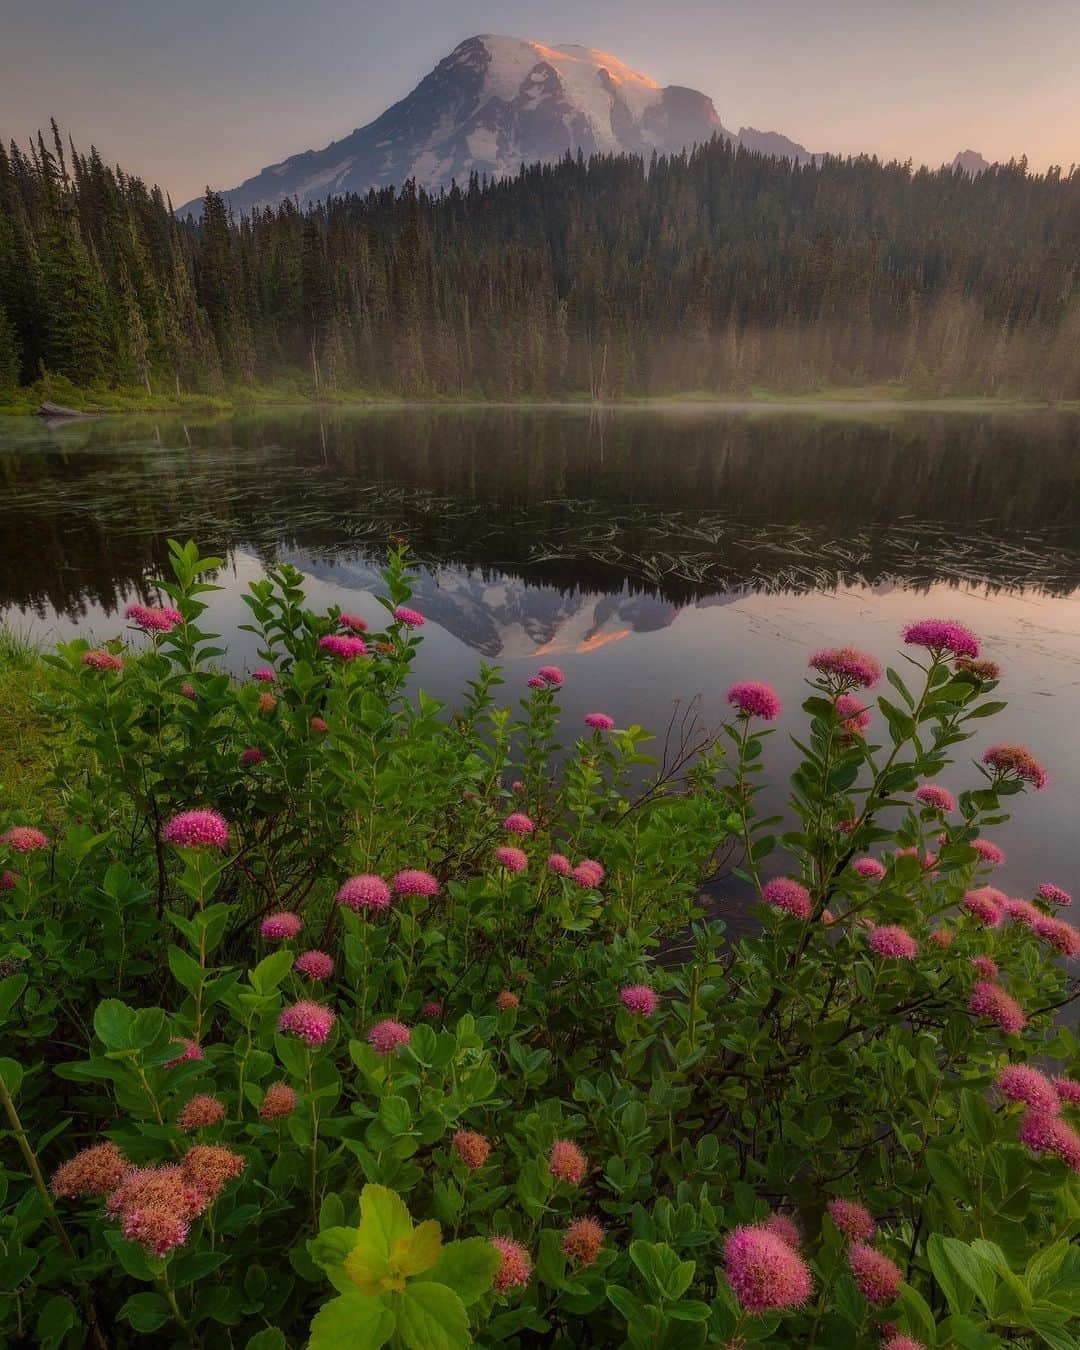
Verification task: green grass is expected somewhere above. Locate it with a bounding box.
[0,629,57,814]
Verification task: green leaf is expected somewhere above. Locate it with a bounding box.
[360,1183,413,1256]
[396,1282,471,1350]
[35,1295,78,1347]
[308,1292,395,1350]
[167,944,204,994]
[418,1238,500,1306]
[0,973,28,1020]
[118,1292,171,1333]
[959,1090,996,1147]
[927,1235,977,1317]
[251,950,296,995]
[93,998,136,1049]
[245,1331,287,1350]
[0,1057,24,1096]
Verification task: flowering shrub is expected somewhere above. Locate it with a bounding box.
[0,539,1078,1347]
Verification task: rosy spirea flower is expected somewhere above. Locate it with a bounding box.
[339,613,368,633]
[260,911,302,941]
[392,606,424,627]
[491,1236,532,1292]
[318,634,367,661]
[526,676,545,688]
[620,984,658,1016]
[123,1206,189,1255]
[181,682,196,699]
[826,1198,875,1242]
[279,1000,335,1047]
[495,846,528,873]
[182,1145,245,1200]
[294,949,334,981]
[930,927,954,949]
[563,1217,604,1266]
[310,716,328,732]
[257,693,276,715]
[853,857,886,880]
[810,646,882,689]
[849,1244,901,1305]
[82,648,124,672]
[107,1165,206,1222]
[240,747,264,767]
[496,990,520,1011]
[761,877,812,921]
[547,853,573,875]
[0,826,48,853]
[962,887,1006,928]
[969,980,1026,1033]
[894,846,938,872]
[726,680,782,721]
[178,1094,226,1131]
[511,780,524,792]
[916,784,955,813]
[883,1338,927,1350]
[503,812,535,835]
[902,619,979,659]
[1053,1077,1080,1108]
[51,1142,130,1198]
[368,1019,411,1055]
[336,874,391,911]
[536,665,564,686]
[393,869,439,897]
[125,602,183,633]
[259,1082,297,1120]
[835,694,871,736]
[764,1213,801,1251]
[585,712,615,730]
[161,810,229,850]
[981,744,1048,791]
[957,657,1000,681]
[572,860,605,888]
[252,667,275,683]
[868,925,918,960]
[971,838,1005,866]
[1038,883,1072,907]
[971,956,999,980]
[997,1064,1060,1115]
[1005,898,1042,927]
[723,1225,814,1312]
[422,1001,443,1018]
[0,869,18,890]
[549,1140,587,1185]
[1032,915,1080,958]
[165,1037,203,1067]
[452,1130,491,1169]
[1017,1111,1080,1172]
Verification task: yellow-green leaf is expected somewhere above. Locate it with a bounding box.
[308,1292,395,1350]
[396,1282,471,1350]
[393,1219,442,1277]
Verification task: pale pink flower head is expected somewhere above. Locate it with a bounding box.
[336,874,391,911]
[178,1094,226,1131]
[563,1217,604,1267]
[853,857,886,881]
[526,677,545,689]
[368,1018,411,1055]
[161,809,230,850]
[585,712,615,730]
[82,648,124,672]
[452,1130,491,1170]
[723,1225,813,1312]
[260,911,302,941]
[902,619,979,659]
[339,613,368,633]
[240,747,264,767]
[727,680,782,721]
[1031,914,1080,959]
[868,925,918,960]
[1017,1111,1080,1172]
[827,1198,875,1242]
[883,1338,927,1350]
[981,744,1048,791]
[997,1064,1060,1115]
[764,1213,801,1251]
[279,1000,335,1047]
[548,1139,587,1185]
[51,1142,130,1198]
[1005,898,1042,927]
[572,859,605,888]
[294,949,334,981]
[252,667,275,683]
[123,1206,189,1255]
[849,1244,901,1305]
[547,852,573,876]
[962,887,1006,928]
[318,634,367,661]
[835,694,871,736]
[392,605,424,627]
[970,955,999,980]
[930,927,954,949]
[971,838,1005,867]
[107,1164,206,1222]
[503,812,535,836]
[181,682,196,699]
[620,984,658,1016]
[496,990,520,1012]
[969,980,1026,1033]
[761,877,812,921]
[125,602,183,634]
[1,826,48,853]
[181,1144,245,1201]
[1053,1077,1080,1108]
[495,846,528,873]
[393,869,439,897]
[810,646,881,690]
[916,784,955,813]
[536,665,564,686]
[1038,883,1072,908]
[511,780,524,792]
[310,716,328,733]
[259,1082,297,1120]
[0,869,18,891]
[164,1037,203,1068]
[491,1236,532,1292]
[421,1000,444,1018]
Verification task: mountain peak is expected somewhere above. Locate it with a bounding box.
[951,148,991,175]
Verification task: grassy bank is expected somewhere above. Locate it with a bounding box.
[0,629,56,811]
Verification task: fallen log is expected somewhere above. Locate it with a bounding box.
[36,402,91,418]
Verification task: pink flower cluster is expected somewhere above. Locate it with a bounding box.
[392,606,424,627]
[584,712,615,730]
[902,618,979,658]
[1017,1111,1080,1173]
[761,877,812,921]
[491,1236,532,1291]
[853,857,886,880]
[339,613,368,633]
[835,694,871,736]
[368,1019,411,1055]
[336,874,391,911]
[260,911,302,941]
[1038,882,1072,907]
[82,648,124,672]
[535,665,564,686]
[503,812,535,835]
[495,846,528,873]
[726,680,782,721]
[160,810,229,850]
[981,744,1048,791]
[809,646,881,689]
[723,1224,813,1312]
[125,602,183,633]
[970,955,999,980]
[393,869,439,897]
[868,925,918,960]
[294,950,334,980]
[962,887,1006,928]
[915,784,955,813]
[1,826,48,853]
[620,984,658,1016]
[548,1139,587,1185]
[997,1064,1060,1115]
[252,667,275,682]
[240,747,264,767]
[827,1198,875,1242]
[278,1000,335,1047]
[971,838,1005,866]
[849,1244,901,1304]
[969,979,1026,1034]
[318,634,367,661]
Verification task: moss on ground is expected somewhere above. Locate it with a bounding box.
[0,632,57,813]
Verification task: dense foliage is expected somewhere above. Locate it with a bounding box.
[1,541,1079,1348]
[2,126,1080,402]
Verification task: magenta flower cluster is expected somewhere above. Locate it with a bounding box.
[160,811,229,850]
[809,646,881,689]
[902,618,979,658]
[726,680,782,721]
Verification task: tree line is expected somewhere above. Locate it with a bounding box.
[1,121,1079,400]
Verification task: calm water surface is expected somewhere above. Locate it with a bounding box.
[2,405,1079,896]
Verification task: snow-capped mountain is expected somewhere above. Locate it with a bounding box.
[177,35,816,216]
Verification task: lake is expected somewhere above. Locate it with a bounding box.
[2,404,1079,899]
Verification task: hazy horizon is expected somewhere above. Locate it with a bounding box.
[2,0,1078,204]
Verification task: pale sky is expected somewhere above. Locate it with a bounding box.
[2,0,1077,204]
